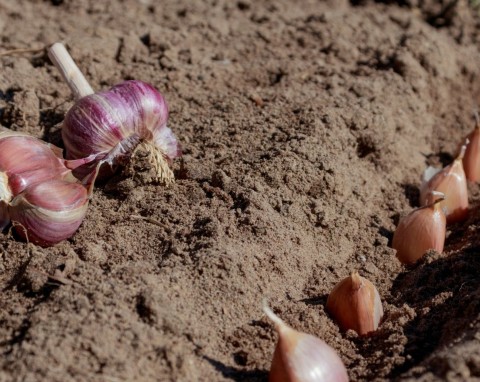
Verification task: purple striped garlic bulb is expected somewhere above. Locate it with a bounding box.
[48,43,180,184]
[0,129,93,246]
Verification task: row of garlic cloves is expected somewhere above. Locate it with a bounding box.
[265,272,383,381]
[263,117,480,380]
[392,115,480,265]
[262,112,480,381]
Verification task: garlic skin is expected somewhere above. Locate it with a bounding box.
[463,118,480,182]
[326,272,383,336]
[0,131,93,246]
[264,304,349,382]
[419,145,468,223]
[48,44,180,184]
[392,192,446,264]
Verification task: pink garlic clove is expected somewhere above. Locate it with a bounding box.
[0,135,70,195]
[393,191,446,264]
[8,180,89,247]
[462,113,480,182]
[264,304,349,382]
[419,144,468,224]
[326,272,383,336]
[0,131,97,197]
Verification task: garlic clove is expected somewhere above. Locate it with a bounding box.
[0,132,96,195]
[0,136,69,195]
[63,93,131,160]
[8,180,89,246]
[392,191,446,264]
[326,272,383,336]
[463,114,480,182]
[419,144,468,223]
[264,304,349,382]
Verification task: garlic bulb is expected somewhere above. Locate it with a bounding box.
[48,43,180,184]
[0,130,93,246]
[463,114,480,182]
[326,272,383,336]
[419,144,468,223]
[264,303,349,382]
[392,191,446,264]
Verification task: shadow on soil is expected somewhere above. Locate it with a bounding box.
[204,356,268,382]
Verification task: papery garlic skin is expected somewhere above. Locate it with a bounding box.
[392,196,446,264]
[9,180,88,246]
[463,122,480,182]
[419,148,468,223]
[62,80,181,183]
[326,272,383,336]
[265,305,349,382]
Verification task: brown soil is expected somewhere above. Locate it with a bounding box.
[1,0,480,381]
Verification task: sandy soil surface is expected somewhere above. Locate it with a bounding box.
[1,0,480,381]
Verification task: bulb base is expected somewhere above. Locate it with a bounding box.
[132,141,175,185]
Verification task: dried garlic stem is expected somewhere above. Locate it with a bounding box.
[48,42,94,100]
[262,300,285,329]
